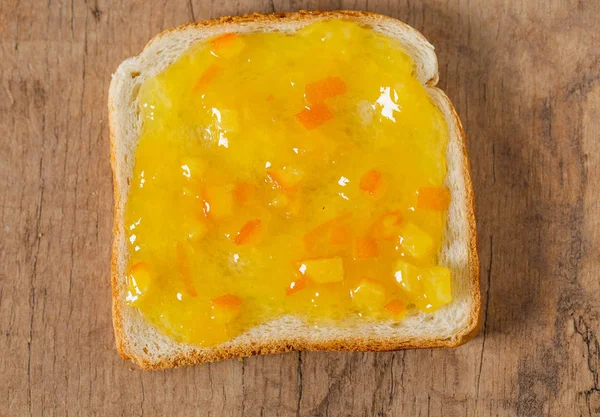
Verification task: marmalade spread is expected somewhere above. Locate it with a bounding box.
[125,20,452,346]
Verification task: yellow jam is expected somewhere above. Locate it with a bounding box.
[125,20,452,346]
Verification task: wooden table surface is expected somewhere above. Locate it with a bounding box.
[2,0,599,415]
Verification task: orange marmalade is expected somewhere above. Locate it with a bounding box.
[125,20,452,346]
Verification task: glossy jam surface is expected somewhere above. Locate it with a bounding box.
[125,20,452,346]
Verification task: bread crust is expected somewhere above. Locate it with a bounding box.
[108,10,480,370]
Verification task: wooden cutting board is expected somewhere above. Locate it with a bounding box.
[1,0,598,415]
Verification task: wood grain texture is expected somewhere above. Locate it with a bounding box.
[0,0,598,415]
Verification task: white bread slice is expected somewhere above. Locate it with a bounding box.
[108,10,480,370]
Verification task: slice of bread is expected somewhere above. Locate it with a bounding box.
[108,10,480,370]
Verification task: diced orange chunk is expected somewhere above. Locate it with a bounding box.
[352,278,386,311]
[203,185,234,219]
[330,225,352,245]
[267,166,304,190]
[298,257,344,284]
[373,211,404,240]
[211,294,243,308]
[398,223,434,259]
[384,299,405,316]
[421,266,453,307]
[295,103,334,130]
[417,187,451,211]
[176,242,198,297]
[286,276,308,296]
[305,76,348,104]
[210,293,242,323]
[233,182,254,206]
[354,237,379,259]
[393,259,423,295]
[359,169,384,198]
[193,64,220,92]
[303,212,352,250]
[234,219,263,246]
